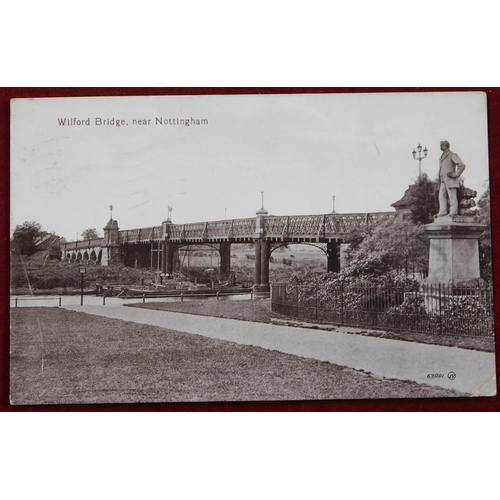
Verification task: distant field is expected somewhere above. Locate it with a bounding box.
[178,243,328,285]
[10,308,464,405]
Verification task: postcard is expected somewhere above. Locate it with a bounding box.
[10,91,496,404]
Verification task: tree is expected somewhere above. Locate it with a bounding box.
[409,174,439,225]
[82,228,100,240]
[343,218,429,278]
[11,221,42,256]
[48,244,62,260]
[343,224,373,252]
[476,188,491,281]
[476,187,490,224]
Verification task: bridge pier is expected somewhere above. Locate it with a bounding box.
[254,240,261,287]
[163,242,178,277]
[253,240,271,298]
[252,206,271,298]
[327,241,341,273]
[260,240,270,294]
[219,242,231,281]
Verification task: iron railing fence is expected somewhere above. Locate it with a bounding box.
[271,282,494,337]
[11,296,62,307]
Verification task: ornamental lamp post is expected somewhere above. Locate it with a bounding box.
[412,143,428,178]
[79,267,86,306]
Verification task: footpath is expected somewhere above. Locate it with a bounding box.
[60,302,497,397]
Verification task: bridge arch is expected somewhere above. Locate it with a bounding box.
[178,243,220,253]
[269,239,342,273]
[178,243,221,278]
[177,242,235,282]
[77,252,82,261]
[270,242,328,256]
[83,251,89,261]
[90,250,97,262]
[269,242,330,276]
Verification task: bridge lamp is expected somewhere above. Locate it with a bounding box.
[412,143,428,178]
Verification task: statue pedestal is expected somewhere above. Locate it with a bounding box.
[424,215,486,286]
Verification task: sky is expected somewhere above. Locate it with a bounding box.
[10,92,490,241]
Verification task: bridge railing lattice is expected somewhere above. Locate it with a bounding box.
[265,212,396,240]
[119,227,163,243]
[115,212,395,244]
[169,218,255,241]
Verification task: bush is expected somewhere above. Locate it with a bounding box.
[442,296,487,317]
[385,293,427,316]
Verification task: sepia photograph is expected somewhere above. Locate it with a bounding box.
[9,91,496,405]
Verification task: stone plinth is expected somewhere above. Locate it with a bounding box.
[424,215,486,286]
[253,284,271,299]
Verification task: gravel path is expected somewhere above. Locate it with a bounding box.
[131,299,495,352]
[62,303,497,397]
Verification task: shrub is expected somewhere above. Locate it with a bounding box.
[385,293,427,316]
[442,296,487,317]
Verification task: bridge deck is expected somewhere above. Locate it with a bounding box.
[62,212,396,250]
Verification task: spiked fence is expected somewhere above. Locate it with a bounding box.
[271,282,494,337]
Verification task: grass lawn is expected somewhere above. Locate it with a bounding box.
[10,307,465,405]
[130,298,495,353]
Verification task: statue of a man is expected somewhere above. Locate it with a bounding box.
[436,140,466,217]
